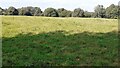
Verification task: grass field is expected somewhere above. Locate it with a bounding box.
[2,16,119,66]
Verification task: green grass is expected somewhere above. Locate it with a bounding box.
[2,16,118,66]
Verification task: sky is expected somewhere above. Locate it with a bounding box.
[0,0,119,12]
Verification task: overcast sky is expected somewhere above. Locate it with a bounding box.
[0,0,119,12]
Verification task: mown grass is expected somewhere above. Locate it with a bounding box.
[2,16,119,66]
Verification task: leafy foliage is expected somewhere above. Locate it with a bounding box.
[57,8,72,17]
[84,11,92,17]
[94,5,106,18]
[72,8,84,17]
[0,4,119,19]
[7,6,18,15]
[44,8,58,17]
[33,7,42,16]
[18,7,42,16]
[0,7,3,15]
[106,4,118,19]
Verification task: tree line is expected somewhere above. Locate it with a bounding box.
[0,4,119,19]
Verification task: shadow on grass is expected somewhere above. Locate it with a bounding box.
[2,30,119,66]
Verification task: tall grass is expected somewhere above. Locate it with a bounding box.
[2,16,118,66]
[2,16,118,37]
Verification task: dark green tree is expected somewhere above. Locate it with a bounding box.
[84,11,92,17]
[7,6,18,15]
[18,6,35,16]
[119,2,120,19]
[106,4,118,19]
[18,7,25,15]
[110,6,118,19]
[44,8,58,17]
[94,5,106,18]
[57,8,72,17]
[106,4,115,18]
[24,6,33,16]
[2,9,7,15]
[66,11,72,17]
[0,7,3,15]
[33,7,42,16]
[72,8,84,17]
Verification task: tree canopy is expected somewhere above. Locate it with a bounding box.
[94,5,106,18]
[0,4,119,19]
[57,8,72,17]
[44,8,58,17]
[72,8,84,17]
[7,6,18,15]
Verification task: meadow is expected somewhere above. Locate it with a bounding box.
[2,16,119,66]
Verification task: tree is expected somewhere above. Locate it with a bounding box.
[18,6,34,16]
[44,8,58,17]
[18,7,25,15]
[7,6,18,15]
[2,9,7,15]
[57,8,72,17]
[66,11,72,17]
[84,11,92,17]
[106,4,115,18]
[18,7,43,16]
[72,8,84,17]
[24,6,33,16]
[57,8,66,17]
[110,6,118,19]
[0,7,3,15]
[33,7,42,16]
[106,4,118,19]
[94,5,106,18]
[118,2,120,19]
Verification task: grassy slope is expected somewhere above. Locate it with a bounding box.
[2,16,118,66]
